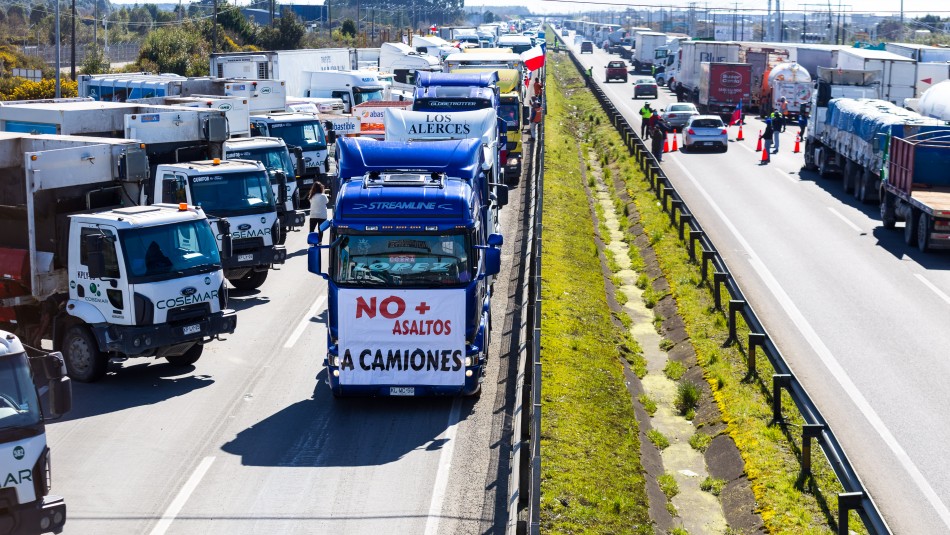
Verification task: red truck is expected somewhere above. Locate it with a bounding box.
[698,62,752,118]
[605,60,628,83]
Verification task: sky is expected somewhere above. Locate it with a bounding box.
[104,0,950,17]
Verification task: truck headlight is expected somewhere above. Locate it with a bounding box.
[507,157,520,166]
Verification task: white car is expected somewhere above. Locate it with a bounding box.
[682,115,729,152]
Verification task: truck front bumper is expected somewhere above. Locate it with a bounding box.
[98,310,237,355]
[0,494,66,535]
[222,246,286,270]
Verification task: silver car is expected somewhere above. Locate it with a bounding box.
[661,103,699,129]
[682,115,729,152]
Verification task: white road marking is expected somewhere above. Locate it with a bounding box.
[669,156,950,528]
[149,456,216,535]
[283,295,327,349]
[423,397,463,535]
[915,274,950,306]
[828,207,863,233]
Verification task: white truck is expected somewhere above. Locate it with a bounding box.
[210,49,358,99]
[77,73,287,114]
[0,331,71,533]
[835,47,917,105]
[223,135,307,228]
[152,159,286,290]
[913,80,950,120]
[379,42,442,91]
[125,95,252,137]
[248,112,331,195]
[304,70,385,113]
[884,43,950,98]
[633,32,668,74]
[0,133,237,382]
[761,62,812,116]
[675,41,740,98]
[408,34,458,61]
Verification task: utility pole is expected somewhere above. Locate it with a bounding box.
[766,0,772,41]
[899,0,904,41]
[55,0,61,98]
[212,0,218,53]
[70,0,76,80]
[773,0,782,43]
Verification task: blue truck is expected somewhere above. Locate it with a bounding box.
[308,138,504,397]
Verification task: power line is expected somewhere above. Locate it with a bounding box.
[539,0,950,15]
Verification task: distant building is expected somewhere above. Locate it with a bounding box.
[240,3,328,26]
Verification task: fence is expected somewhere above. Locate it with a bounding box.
[553,30,891,535]
[19,43,141,66]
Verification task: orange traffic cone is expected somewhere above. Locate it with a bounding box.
[737,124,744,141]
[793,134,801,153]
[760,144,770,164]
[755,131,763,152]
[663,134,670,153]
[671,129,679,151]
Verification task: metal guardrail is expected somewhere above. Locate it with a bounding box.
[554,31,891,535]
[507,74,545,535]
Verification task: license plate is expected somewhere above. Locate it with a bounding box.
[390,387,415,396]
[237,253,254,262]
[182,324,201,335]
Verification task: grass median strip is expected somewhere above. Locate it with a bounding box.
[539,58,651,533]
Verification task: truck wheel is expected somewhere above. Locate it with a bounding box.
[231,269,269,291]
[904,209,919,246]
[917,213,932,253]
[842,160,854,191]
[62,325,109,383]
[880,191,896,229]
[166,343,203,367]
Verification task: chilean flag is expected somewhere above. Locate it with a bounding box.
[522,46,546,72]
[730,100,743,126]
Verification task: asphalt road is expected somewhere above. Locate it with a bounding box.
[46,169,528,534]
[563,32,950,534]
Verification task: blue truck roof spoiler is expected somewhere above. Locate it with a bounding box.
[336,137,485,181]
[416,71,499,88]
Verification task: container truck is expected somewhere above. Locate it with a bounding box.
[835,48,917,106]
[633,32,668,74]
[737,44,791,112]
[408,34,458,62]
[151,158,286,290]
[803,67,882,186]
[223,136,307,235]
[674,41,740,100]
[125,95,252,137]
[697,62,753,116]
[790,45,841,78]
[210,49,357,99]
[378,43,442,92]
[879,127,950,252]
[0,331,71,533]
[304,70,385,113]
[248,112,331,201]
[761,62,812,116]
[306,138,503,397]
[0,133,237,382]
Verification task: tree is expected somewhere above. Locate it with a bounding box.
[80,45,110,75]
[136,25,209,76]
[483,11,495,24]
[1,79,78,101]
[340,18,356,37]
[256,9,306,50]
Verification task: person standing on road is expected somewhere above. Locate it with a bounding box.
[771,112,782,152]
[675,83,687,103]
[647,111,659,139]
[798,112,808,139]
[779,97,789,125]
[533,78,543,99]
[308,182,329,241]
[651,125,665,162]
[639,103,653,138]
[530,100,543,140]
[761,119,774,163]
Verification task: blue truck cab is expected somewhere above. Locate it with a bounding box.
[308,138,503,397]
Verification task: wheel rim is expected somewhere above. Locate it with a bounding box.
[66,333,93,374]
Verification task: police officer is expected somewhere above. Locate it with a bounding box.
[639,102,653,139]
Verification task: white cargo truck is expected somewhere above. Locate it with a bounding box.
[675,41,740,97]
[304,70,385,113]
[126,95,252,137]
[210,49,358,99]
[223,135,307,232]
[0,133,237,382]
[0,331,71,533]
[379,42,442,91]
[633,32,667,74]
[247,112,333,206]
[835,48,917,105]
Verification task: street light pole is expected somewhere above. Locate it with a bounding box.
[70,0,76,80]
[55,0,61,98]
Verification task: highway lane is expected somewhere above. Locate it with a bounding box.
[46,174,527,534]
[562,34,950,533]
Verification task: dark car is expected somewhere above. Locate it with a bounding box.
[580,41,594,54]
[606,61,628,83]
[632,77,658,99]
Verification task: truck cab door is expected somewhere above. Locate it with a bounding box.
[72,225,131,326]
[331,91,352,113]
[160,171,192,205]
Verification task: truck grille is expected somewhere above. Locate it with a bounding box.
[233,237,264,253]
[166,303,211,325]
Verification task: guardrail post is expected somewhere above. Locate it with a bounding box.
[669,199,681,227]
[678,213,692,240]
[772,374,792,422]
[651,166,662,195]
[748,332,765,375]
[713,272,728,310]
[688,230,702,262]
[837,492,864,535]
[725,299,744,345]
[801,423,825,477]
[662,186,672,212]
[701,249,715,281]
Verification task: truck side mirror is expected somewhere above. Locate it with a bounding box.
[83,233,107,280]
[490,183,509,207]
[275,172,289,205]
[326,129,338,144]
[484,248,501,276]
[307,231,329,280]
[292,147,305,177]
[42,352,72,418]
[217,218,233,260]
[488,233,504,246]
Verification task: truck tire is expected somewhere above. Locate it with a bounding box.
[230,269,269,291]
[904,209,919,246]
[166,343,203,367]
[880,191,896,229]
[803,141,817,171]
[62,325,109,383]
[918,213,932,253]
[842,160,855,192]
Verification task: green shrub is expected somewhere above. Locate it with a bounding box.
[675,380,702,415]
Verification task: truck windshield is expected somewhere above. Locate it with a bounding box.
[190,171,276,217]
[354,87,384,104]
[120,220,222,283]
[332,232,473,287]
[499,103,519,128]
[0,353,41,432]
[268,122,326,150]
[226,148,297,184]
